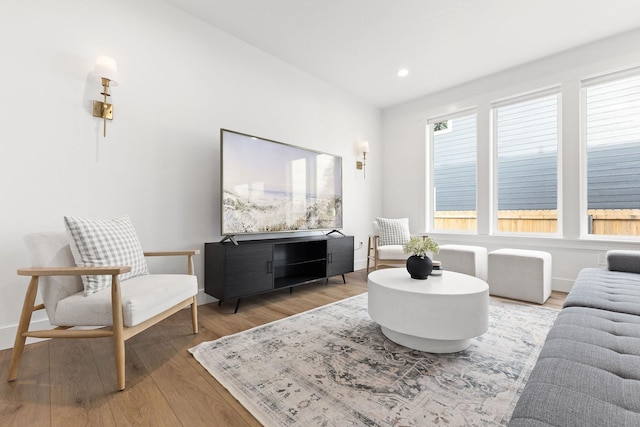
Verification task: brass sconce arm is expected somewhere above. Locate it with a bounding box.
[91,56,118,138]
[356,141,370,179]
[93,77,114,137]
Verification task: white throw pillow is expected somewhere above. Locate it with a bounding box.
[376,217,410,246]
[64,215,149,295]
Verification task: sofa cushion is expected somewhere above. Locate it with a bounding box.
[64,215,149,295]
[54,273,197,327]
[376,217,410,246]
[563,268,640,316]
[607,250,640,274]
[544,307,640,378]
[510,378,640,427]
[509,306,640,426]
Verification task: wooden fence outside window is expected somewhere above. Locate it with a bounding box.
[434,209,640,236]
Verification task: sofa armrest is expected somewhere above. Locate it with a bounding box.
[607,250,640,274]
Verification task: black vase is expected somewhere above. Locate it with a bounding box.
[406,255,433,280]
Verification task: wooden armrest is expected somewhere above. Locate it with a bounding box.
[17,266,131,277]
[143,250,199,275]
[144,250,200,257]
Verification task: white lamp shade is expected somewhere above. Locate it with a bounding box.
[359,141,370,154]
[94,55,119,86]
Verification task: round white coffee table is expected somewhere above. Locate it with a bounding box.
[368,268,489,353]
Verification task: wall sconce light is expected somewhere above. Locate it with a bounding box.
[92,56,118,137]
[356,141,370,178]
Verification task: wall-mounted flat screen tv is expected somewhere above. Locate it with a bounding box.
[220,129,343,236]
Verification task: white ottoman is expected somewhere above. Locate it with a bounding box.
[436,244,488,281]
[488,249,552,304]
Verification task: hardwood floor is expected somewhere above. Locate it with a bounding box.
[0,269,566,426]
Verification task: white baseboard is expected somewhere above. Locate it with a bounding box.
[354,259,367,271]
[552,277,574,293]
[197,288,218,304]
[0,318,51,351]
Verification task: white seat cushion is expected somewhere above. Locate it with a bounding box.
[54,274,197,327]
[377,245,409,260]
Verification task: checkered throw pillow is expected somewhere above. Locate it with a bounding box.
[376,217,410,246]
[64,215,149,295]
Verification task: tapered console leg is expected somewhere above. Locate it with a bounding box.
[234,298,241,314]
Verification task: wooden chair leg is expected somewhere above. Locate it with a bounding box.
[113,330,125,391]
[366,236,372,274]
[8,277,39,382]
[191,296,198,334]
[111,276,126,391]
[373,239,380,271]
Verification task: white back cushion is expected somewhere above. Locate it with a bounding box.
[371,221,379,236]
[23,232,83,322]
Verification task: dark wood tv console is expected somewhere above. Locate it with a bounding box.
[204,234,354,312]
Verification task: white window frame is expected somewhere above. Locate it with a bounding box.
[427,108,478,234]
[491,88,563,237]
[580,67,640,241]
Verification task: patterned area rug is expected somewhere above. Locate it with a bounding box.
[190,293,558,426]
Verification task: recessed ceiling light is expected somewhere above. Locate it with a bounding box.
[397,68,409,77]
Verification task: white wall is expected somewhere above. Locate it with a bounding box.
[0,0,381,350]
[382,29,640,293]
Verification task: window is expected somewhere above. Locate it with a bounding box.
[429,112,477,232]
[493,92,559,234]
[583,72,640,237]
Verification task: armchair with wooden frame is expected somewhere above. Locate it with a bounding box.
[366,220,411,273]
[8,231,199,391]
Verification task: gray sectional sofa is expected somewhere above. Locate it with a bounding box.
[509,250,640,427]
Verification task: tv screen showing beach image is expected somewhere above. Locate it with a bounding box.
[221,130,343,235]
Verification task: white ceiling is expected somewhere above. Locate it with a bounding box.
[162,0,640,108]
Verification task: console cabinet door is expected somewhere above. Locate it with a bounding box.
[225,244,273,299]
[326,236,354,277]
